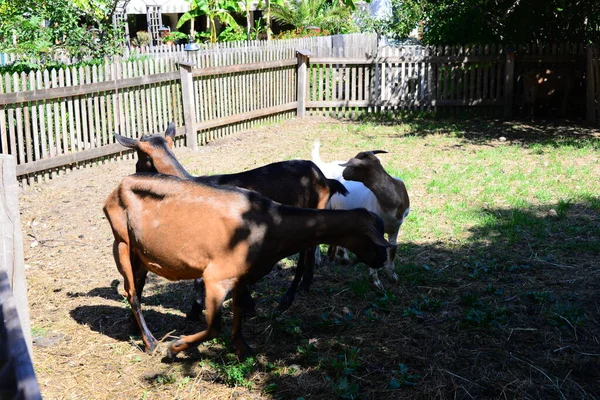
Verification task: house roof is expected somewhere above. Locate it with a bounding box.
[126,0,191,14]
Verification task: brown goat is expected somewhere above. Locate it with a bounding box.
[104,174,390,358]
[115,123,348,316]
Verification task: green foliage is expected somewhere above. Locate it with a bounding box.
[403,294,442,318]
[202,357,256,388]
[354,0,422,40]
[548,303,585,328]
[526,291,553,304]
[420,0,600,44]
[154,373,177,385]
[320,347,362,399]
[0,0,126,62]
[463,307,508,329]
[177,0,241,43]
[388,363,420,388]
[218,26,247,42]
[349,278,370,298]
[353,0,600,44]
[161,31,188,44]
[270,0,358,35]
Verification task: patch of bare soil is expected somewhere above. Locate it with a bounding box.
[19,117,600,399]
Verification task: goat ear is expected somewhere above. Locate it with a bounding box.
[165,122,176,138]
[338,157,364,168]
[370,150,388,155]
[164,122,176,149]
[115,133,139,149]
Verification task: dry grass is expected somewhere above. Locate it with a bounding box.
[21,116,600,399]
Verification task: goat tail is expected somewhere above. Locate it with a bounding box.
[327,179,348,197]
[311,139,323,165]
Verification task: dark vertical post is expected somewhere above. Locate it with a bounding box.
[587,46,596,123]
[503,48,516,119]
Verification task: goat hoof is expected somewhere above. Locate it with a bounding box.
[390,272,400,283]
[372,279,385,292]
[166,339,186,359]
[236,346,254,362]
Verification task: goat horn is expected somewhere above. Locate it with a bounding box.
[115,133,139,149]
[369,150,388,155]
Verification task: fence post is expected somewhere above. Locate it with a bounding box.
[503,48,516,119]
[179,62,198,150]
[296,50,312,117]
[0,155,41,399]
[586,46,596,123]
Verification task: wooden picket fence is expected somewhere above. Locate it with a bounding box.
[305,43,589,118]
[0,35,597,183]
[0,34,377,183]
[126,33,378,61]
[0,57,184,183]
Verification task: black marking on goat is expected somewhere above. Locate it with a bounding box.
[131,188,166,201]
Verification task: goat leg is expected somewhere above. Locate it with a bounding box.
[186,278,206,321]
[167,278,228,358]
[278,247,315,312]
[384,244,399,283]
[114,241,157,353]
[128,254,148,332]
[299,246,316,292]
[187,279,256,320]
[232,284,253,361]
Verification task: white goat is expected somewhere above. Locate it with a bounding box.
[312,140,410,290]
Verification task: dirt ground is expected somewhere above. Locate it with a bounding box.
[19,116,600,399]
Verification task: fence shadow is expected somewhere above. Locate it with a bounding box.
[352,116,599,147]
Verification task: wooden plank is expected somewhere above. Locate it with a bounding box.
[296,51,310,117]
[504,49,516,118]
[190,58,297,77]
[196,102,297,131]
[15,143,131,175]
[14,74,25,164]
[64,68,76,153]
[587,46,596,123]
[71,67,83,152]
[308,98,502,108]
[98,64,108,147]
[179,63,197,149]
[79,67,90,151]
[34,72,47,170]
[0,155,41,398]
[0,75,7,154]
[91,65,101,148]
[21,74,32,164]
[28,73,40,164]
[311,55,504,65]
[0,71,180,107]
[149,59,159,133]
[58,69,69,153]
